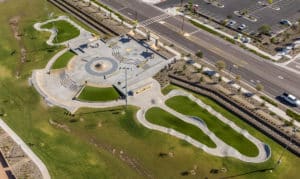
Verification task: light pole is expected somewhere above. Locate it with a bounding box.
[120,67,129,109]
[181,12,185,33]
[125,67,128,109]
[273,127,297,170]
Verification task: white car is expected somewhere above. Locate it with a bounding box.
[281,93,300,107]
[241,37,251,43]
[238,24,247,30]
[286,44,294,50]
[280,19,292,26]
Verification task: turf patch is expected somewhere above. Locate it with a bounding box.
[52,50,76,69]
[145,107,216,148]
[78,86,120,102]
[165,95,259,157]
[42,20,80,43]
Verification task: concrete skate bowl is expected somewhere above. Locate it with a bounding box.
[264,143,272,160]
[85,57,118,77]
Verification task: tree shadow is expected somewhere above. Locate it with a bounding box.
[221,167,273,179]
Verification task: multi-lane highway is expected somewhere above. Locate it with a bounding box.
[98,0,300,110]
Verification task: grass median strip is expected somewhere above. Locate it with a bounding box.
[145,107,216,148]
[260,96,278,107]
[286,109,300,122]
[165,96,259,157]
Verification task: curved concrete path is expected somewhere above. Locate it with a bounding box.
[137,89,270,163]
[34,15,91,46]
[45,48,70,72]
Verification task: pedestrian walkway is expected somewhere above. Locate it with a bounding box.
[135,88,270,163]
[34,15,91,46]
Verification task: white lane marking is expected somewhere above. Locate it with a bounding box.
[189,30,200,35]
[118,7,128,11]
[278,75,284,79]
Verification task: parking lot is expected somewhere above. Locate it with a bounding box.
[156,0,300,35]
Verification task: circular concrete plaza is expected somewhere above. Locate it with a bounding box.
[85,57,118,76]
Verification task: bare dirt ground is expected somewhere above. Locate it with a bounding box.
[9,16,26,77]
[0,165,8,179]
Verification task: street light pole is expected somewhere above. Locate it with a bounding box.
[125,67,128,109]
[273,128,296,170]
[181,13,185,33]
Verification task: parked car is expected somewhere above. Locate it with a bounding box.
[286,44,294,50]
[280,19,292,26]
[227,20,236,26]
[241,37,251,43]
[281,92,300,107]
[238,24,247,30]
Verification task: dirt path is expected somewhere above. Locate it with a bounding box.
[9,16,27,77]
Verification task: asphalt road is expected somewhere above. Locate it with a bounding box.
[98,0,300,111]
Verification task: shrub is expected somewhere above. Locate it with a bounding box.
[286,109,300,122]
[260,96,278,107]
[195,51,203,58]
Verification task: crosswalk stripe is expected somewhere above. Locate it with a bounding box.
[139,13,171,27]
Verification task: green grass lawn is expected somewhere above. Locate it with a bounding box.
[145,107,216,148]
[41,20,80,43]
[52,50,76,69]
[161,84,181,95]
[165,96,259,157]
[78,86,120,102]
[0,0,299,178]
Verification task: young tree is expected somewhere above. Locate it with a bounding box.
[255,83,264,93]
[195,51,203,58]
[237,87,242,94]
[215,60,226,71]
[258,25,271,35]
[235,75,241,84]
[218,76,222,82]
[188,0,194,10]
[199,76,205,84]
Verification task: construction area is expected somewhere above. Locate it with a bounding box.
[0,127,42,179]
